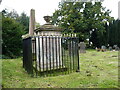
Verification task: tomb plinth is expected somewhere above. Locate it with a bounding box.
[33,16,63,71]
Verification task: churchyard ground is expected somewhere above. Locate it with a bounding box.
[2,49,119,88]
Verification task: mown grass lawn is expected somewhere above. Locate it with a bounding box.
[2,50,119,88]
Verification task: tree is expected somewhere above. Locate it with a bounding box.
[2,9,42,58]
[17,12,29,33]
[2,10,25,58]
[2,9,29,33]
[52,1,114,47]
[2,9,19,19]
[108,19,120,47]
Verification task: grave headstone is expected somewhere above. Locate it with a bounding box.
[101,45,106,52]
[101,45,106,49]
[79,42,86,53]
[108,46,113,51]
[113,45,117,49]
[113,45,119,51]
[115,46,119,51]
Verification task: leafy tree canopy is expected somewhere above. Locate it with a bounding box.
[52,1,114,45]
[2,9,26,58]
[2,16,25,58]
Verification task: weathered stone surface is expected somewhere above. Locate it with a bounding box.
[113,45,117,49]
[34,16,62,36]
[101,45,106,52]
[79,42,86,53]
[115,47,119,51]
[108,46,113,51]
[29,9,35,35]
[113,45,119,51]
[33,16,63,71]
[101,45,106,50]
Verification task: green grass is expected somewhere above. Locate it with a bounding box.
[2,50,119,88]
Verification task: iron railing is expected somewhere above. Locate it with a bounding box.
[23,35,80,77]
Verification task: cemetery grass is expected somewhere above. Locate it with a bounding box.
[2,50,119,88]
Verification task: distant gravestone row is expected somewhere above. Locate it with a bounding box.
[108,45,120,51]
[78,41,119,53]
[96,45,119,52]
[78,41,120,53]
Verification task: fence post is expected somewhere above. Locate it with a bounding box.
[76,37,80,72]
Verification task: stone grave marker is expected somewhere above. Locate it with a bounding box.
[101,45,106,52]
[79,42,86,53]
[108,46,113,51]
[115,46,119,51]
[113,45,117,49]
[113,45,119,51]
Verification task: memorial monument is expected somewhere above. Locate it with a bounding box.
[79,42,86,53]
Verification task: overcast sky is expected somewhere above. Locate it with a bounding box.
[0,0,120,24]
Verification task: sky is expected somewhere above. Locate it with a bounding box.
[0,0,120,24]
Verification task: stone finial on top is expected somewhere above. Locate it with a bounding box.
[34,15,63,33]
[43,16,51,23]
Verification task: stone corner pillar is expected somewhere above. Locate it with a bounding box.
[29,9,35,35]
